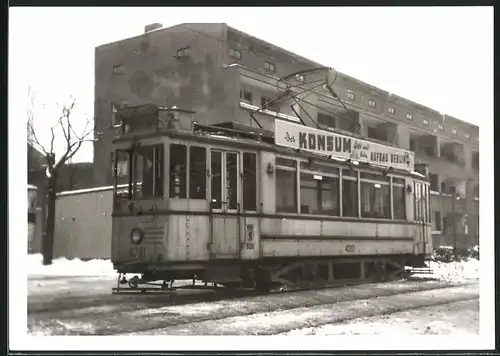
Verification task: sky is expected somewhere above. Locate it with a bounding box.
[9,6,493,163]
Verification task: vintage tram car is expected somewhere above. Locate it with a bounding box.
[111,104,432,292]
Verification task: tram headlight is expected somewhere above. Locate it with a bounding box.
[130,227,144,245]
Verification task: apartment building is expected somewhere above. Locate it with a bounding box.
[93,22,479,249]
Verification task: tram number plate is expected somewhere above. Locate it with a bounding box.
[129,246,146,259]
[345,244,356,253]
[246,243,255,250]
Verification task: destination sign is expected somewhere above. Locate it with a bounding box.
[274,120,414,172]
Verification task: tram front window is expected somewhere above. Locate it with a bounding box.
[114,150,131,199]
[133,144,164,199]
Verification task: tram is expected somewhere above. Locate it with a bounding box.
[28,184,38,253]
[111,104,432,292]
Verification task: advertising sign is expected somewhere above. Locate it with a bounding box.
[274,120,414,172]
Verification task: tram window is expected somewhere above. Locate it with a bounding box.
[276,157,296,169]
[189,146,206,199]
[115,150,131,199]
[211,151,222,209]
[360,172,390,183]
[154,145,164,197]
[300,173,339,215]
[243,153,257,211]
[133,144,164,199]
[170,144,187,198]
[226,153,239,210]
[300,161,339,176]
[342,174,358,217]
[361,181,390,219]
[393,179,406,220]
[276,168,297,213]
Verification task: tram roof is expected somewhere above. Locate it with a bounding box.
[113,104,426,180]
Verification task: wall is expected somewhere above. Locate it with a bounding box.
[53,189,113,259]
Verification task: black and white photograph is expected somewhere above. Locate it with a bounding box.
[9,5,494,352]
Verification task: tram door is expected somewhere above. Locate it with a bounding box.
[209,150,241,259]
[414,182,428,254]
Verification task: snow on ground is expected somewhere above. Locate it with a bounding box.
[28,254,115,277]
[411,258,479,284]
[284,298,478,336]
[28,252,480,284]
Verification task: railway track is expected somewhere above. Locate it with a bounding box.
[28,277,477,336]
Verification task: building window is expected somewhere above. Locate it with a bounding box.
[177,47,190,58]
[342,169,358,217]
[347,91,355,100]
[112,64,125,75]
[368,99,376,108]
[360,172,390,219]
[229,48,241,59]
[189,146,206,200]
[452,128,457,135]
[299,162,339,216]
[240,89,253,104]
[317,113,336,128]
[261,96,279,112]
[438,124,444,131]
[264,61,276,72]
[423,119,429,126]
[388,107,395,114]
[170,144,187,198]
[276,158,297,213]
[393,177,406,220]
[133,144,164,199]
[465,133,471,139]
[406,113,413,120]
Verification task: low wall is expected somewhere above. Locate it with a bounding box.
[53,187,113,259]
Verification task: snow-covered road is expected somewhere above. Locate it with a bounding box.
[27,254,480,336]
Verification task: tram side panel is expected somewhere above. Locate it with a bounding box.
[260,219,415,257]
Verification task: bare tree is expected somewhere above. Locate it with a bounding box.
[27,88,98,265]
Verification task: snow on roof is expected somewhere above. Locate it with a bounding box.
[411,170,426,178]
[56,184,130,197]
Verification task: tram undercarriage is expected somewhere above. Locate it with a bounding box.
[112,254,428,294]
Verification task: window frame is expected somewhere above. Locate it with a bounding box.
[229,48,242,60]
[347,91,355,101]
[177,47,191,58]
[264,61,276,73]
[388,107,395,114]
[406,113,413,120]
[392,176,406,220]
[240,89,253,104]
[359,171,391,219]
[131,143,165,200]
[422,119,429,126]
[299,162,340,216]
[368,99,376,108]
[188,145,208,200]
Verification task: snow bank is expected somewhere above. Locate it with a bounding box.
[28,254,116,277]
[412,258,480,283]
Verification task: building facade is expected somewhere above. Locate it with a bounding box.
[94,23,479,249]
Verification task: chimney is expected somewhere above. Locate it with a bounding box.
[145,23,163,33]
